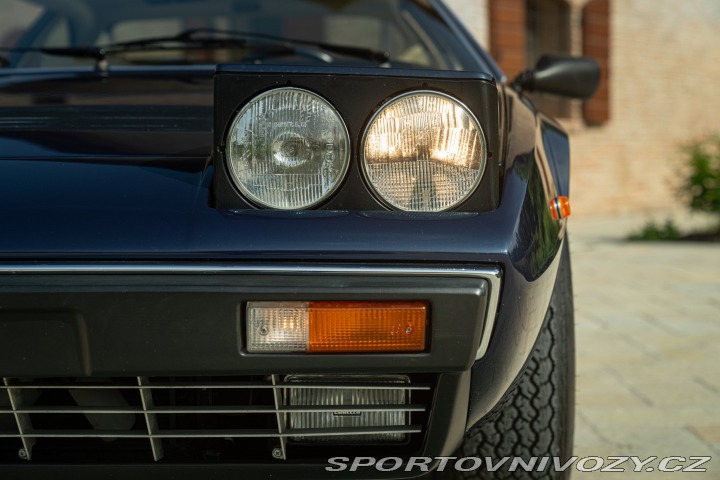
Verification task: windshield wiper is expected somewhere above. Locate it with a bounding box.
[0,28,390,70]
[0,45,115,71]
[114,28,391,64]
[0,46,107,60]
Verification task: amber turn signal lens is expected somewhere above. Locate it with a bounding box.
[550,196,572,220]
[308,301,427,353]
[558,196,571,218]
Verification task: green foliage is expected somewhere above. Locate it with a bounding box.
[683,135,720,218]
[628,220,681,241]
[627,136,720,242]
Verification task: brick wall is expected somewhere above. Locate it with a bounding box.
[487,0,526,79]
[444,0,720,215]
[581,0,610,125]
[570,0,720,214]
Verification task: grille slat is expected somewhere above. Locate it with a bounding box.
[270,374,288,460]
[0,425,424,439]
[0,375,432,463]
[0,404,426,415]
[0,382,431,390]
[2,378,35,461]
[137,377,164,461]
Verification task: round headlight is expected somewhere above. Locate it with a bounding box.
[226,88,350,209]
[361,91,487,212]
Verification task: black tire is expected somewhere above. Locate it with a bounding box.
[443,241,575,479]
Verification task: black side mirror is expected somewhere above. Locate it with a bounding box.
[512,55,600,99]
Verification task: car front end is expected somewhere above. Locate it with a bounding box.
[0,1,595,478]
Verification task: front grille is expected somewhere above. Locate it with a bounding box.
[0,375,432,464]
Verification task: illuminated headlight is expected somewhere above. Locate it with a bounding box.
[225,88,350,209]
[362,91,487,212]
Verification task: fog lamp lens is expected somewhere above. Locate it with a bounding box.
[286,375,410,442]
[246,301,427,353]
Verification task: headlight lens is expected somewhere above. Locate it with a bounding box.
[225,88,350,209]
[362,91,487,212]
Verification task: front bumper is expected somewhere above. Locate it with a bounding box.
[0,264,498,478]
[0,264,499,376]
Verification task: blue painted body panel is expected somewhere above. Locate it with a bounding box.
[0,65,569,441]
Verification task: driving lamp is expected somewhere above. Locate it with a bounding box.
[362,91,487,212]
[285,375,411,442]
[225,88,350,209]
[246,301,427,353]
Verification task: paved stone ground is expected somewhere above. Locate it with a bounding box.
[570,212,720,478]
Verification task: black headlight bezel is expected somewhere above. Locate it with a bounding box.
[213,65,500,212]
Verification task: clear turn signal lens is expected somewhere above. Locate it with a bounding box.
[246,302,309,352]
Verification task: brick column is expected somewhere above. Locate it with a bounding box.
[488,0,527,80]
[582,0,610,125]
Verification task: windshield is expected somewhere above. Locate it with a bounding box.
[0,0,486,71]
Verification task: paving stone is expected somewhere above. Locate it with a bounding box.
[576,369,651,408]
[689,425,720,449]
[569,212,720,480]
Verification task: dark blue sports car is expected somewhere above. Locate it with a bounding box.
[0,1,598,478]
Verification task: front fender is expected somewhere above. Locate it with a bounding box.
[466,90,568,430]
[466,154,566,428]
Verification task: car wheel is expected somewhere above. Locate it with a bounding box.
[445,240,575,479]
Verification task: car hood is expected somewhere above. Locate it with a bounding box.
[0,67,521,262]
[0,68,214,157]
[0,68,216,257]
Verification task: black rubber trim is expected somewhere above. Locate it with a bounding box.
[0,268,490,376]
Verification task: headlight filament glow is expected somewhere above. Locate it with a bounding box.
[362,91,487,212]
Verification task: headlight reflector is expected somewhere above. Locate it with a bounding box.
[362,92,487,211]
[225,88,350,209]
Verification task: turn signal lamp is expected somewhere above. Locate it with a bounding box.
[550,196,571,220]
[246,301,427,353]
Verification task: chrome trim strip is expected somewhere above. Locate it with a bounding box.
[0,404,427,415]
[0,426,424,439]
[0,382,432,390]
[0,264,502,359]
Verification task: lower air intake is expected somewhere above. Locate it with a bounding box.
[0,375,432,464]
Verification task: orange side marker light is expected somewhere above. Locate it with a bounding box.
[550,196,571,220]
